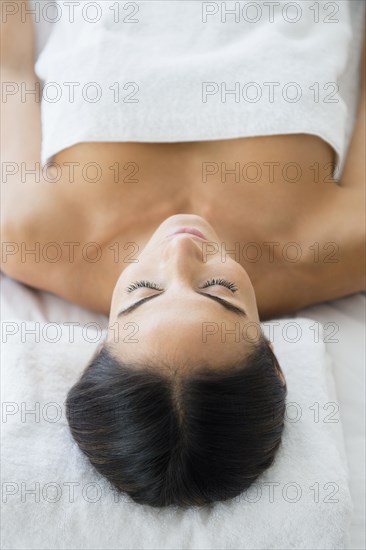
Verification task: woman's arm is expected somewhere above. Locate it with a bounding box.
[1,1,78,295]
[0,0,41,160]
[0,0,37,71]
[1,0,42,210]
[257,34,366,320]
[0,1,46,282]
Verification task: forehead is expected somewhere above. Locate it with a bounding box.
[108,307,259,368]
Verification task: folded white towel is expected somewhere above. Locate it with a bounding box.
[32,0,366,181]
[1,318,352,549]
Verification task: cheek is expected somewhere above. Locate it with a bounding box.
[106,323,123,345]
[113,263,138,296]
[233,265,259,313]
[109,274,128,318]
[227,261,253,290]
[241,269,256,297]
[109,262,146,318]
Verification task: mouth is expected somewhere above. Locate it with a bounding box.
[168,227,208,240]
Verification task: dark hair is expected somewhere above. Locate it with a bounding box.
[65,337,287,508]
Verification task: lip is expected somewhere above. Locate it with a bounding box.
[168,227,208,240]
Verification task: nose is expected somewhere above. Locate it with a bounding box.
[161,234,204,280]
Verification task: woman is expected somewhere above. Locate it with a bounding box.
[1,1,364,507]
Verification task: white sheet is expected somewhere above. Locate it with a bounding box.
[1,274,365,548]
[292,294,366,549]
[1,304,353,549]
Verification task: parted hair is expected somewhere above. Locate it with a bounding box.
[65,336,287,508]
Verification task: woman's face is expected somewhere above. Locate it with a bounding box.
[108,215,261,369]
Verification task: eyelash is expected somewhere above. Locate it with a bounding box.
[126,278,238,293]
[126,280,163,293]
[200,278,238,292]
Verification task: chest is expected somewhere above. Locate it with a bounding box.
[52,135,336,245]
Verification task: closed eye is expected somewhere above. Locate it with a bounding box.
[126,280,163,293]
[199,278,238,293]
[118,290,246,318]
[125,278,238,294]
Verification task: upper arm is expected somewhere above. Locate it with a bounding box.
[1,2,42,220]
[0,0,37,72]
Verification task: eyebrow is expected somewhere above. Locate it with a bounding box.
[117,291,247,318]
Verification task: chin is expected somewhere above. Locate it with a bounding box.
[164,213,208,224]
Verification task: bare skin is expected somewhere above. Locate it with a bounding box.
[1,4,365,322]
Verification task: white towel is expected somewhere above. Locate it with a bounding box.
[32,0,366,180]
[1,317,352,550]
